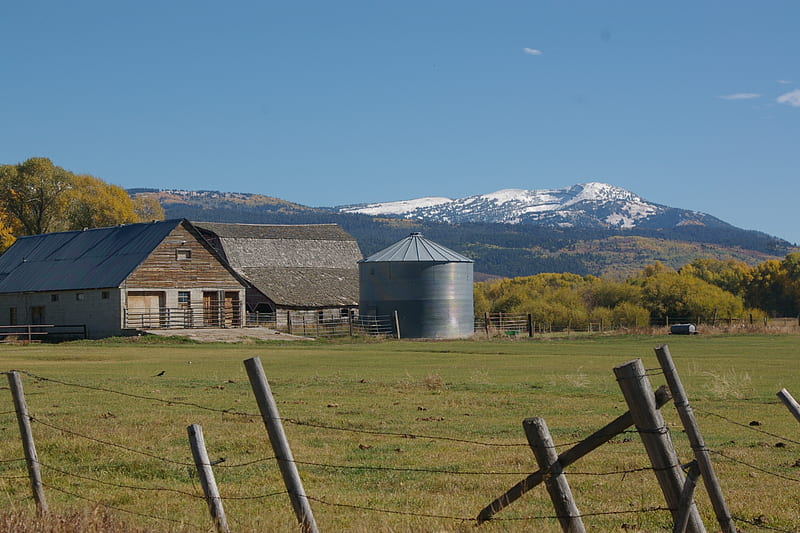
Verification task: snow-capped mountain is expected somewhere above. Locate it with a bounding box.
[336,182,730,229]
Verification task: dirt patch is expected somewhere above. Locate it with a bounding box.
[142,327,313,343]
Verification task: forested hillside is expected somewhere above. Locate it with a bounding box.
[148,189,796,279]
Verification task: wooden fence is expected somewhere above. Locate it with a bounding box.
[0,324,87,343]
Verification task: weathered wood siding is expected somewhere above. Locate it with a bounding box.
[124,222,243,290]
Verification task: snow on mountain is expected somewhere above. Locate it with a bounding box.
[336,182,722,229]
[341,196,453,216]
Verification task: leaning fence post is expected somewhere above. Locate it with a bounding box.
[777,388,800,425]
[187,424,230,533]
[614,359,706,533]
[7,371,48,515]
[655,345,736,533]
[244,357,318,533]
[674,461,701,533]
[523,417,586,533]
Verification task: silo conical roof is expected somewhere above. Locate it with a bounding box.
[360,232,473,263]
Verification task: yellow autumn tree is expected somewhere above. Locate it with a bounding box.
[0,158,165,238]
[64,175,140,230]
[0,157,72,235]
[0,207,18,252]
[132,194,165,222]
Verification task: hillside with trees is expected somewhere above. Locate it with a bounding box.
[140,189,796,279]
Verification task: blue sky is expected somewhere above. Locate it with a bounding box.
[2,1,798,244]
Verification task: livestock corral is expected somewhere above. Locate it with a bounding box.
[1,335,799,532]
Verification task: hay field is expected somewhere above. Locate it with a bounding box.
[1,334,799,532]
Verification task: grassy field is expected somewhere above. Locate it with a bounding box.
[1,333,799,532]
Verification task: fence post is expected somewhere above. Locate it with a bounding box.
[523,417,586,533]
[614,359,706,533]
[7,371,48,515]
[484,312,490,336]
[674,461,701,533]
[244,357,318,533]
[348,310,354,336]
[777,388,800,424]
[477,386,672,523]
[655,345,735,533]
[187,424,230,533]
[527,314,533,337]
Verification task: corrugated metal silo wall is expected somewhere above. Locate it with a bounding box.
[359,261,474,338]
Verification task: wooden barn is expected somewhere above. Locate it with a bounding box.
[0,219,246,339]
[193,222,362,322]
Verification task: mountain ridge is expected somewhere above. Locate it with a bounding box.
[130,186,797,279]
[335,182,732,230]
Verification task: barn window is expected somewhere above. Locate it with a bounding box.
[102,291,110,299]
[9,307,17,325]
[176,249,192,261]
[51,294,59,302]
[76,293,85,301]
[178,291,191,306]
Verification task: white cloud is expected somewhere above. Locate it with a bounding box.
[523,48,543,56]
[778,80,792,84]
[719,93,761,100]
[777,89,800,107]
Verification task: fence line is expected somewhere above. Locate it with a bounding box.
[4,368,800,531]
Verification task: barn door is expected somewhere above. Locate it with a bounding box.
[127,292,165,328]
[203,291,221,327]
[224,292,240,327]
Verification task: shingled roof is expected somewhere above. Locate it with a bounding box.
[194,222,362,308]
[0,219,184,293]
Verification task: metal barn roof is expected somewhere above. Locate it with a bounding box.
[360,233,473,263]
[0,220,183,293]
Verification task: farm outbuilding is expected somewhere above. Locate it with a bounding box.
[359,232,474,339]
[193,222,362,322]
[0,219,246,339]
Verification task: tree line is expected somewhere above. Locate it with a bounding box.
[474,255,800,326]
[0,157,164,251]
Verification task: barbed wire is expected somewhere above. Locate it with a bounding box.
[42,482,206,530]
[14,370,539,448]
[305,493,673,522]
[38,460,204,499]
[285,417,529,447]
[732,515,798,533]
[292,458,658,477]
[695,407,800,446]
[30,415,276,469]
[708,449,800,484]
[0,457,26,464]
[13,370,255,418]
[25,411,650,480]
[11,370,680,453]
[30,416,197,466]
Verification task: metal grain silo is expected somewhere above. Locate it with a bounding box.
[359,232,474,339]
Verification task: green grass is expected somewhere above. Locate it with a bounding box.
[1,334,799,532]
